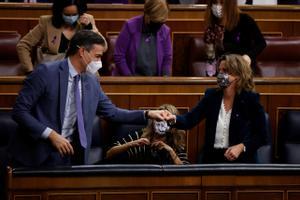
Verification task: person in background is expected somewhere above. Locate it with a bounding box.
[166,54,267,163]
[199,0,266,77]
[106,104,189,165]
[278,0,300,4]
[87,0,128,3]
[237,0,252,4]
[114,0,172,76]
[17,0,105,75]
[10,30,170,168]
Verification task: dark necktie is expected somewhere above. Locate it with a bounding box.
[74,75,87,148]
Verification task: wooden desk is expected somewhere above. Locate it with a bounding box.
[7,164,300,200]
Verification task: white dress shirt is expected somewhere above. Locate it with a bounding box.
[41,58,82,140]
[214,98,232,149]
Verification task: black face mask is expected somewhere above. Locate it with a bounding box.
[147,21,163,33]
[217,72,231,89]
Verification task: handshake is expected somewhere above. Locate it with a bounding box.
[145,110,176,126]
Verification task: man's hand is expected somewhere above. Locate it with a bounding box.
[161,113,176,125]
[147,110,173,121]
[224,143,245,161]
[48,131,74,157]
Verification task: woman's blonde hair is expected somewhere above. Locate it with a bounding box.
[144,0,169,24]
[142,104,186,152]
[205,0,240,31]
[219,54,255,93]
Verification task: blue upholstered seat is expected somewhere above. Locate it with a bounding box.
[278,110,300,164]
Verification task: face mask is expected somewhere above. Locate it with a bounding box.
[211,4,223,18]
[148,21,163,33]
[87,60,102,74]
[217,72,230,88]
[82,49,103,74]
[62,14,79,25]
[153,121,170,135]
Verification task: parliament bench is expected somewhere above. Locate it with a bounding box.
[277,110,300,164]
[0,31,21,76]
[7,164,300,200]
[257,36,300,77]
[188,36,300,77]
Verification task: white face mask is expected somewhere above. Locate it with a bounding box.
[87,60,102,74]
[211,4,223,18]
[81,49,103,74]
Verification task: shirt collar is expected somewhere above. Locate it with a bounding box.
[67,58,79,78]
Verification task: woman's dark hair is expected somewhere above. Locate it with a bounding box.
[66,30,106,57]
[52,0,87,28]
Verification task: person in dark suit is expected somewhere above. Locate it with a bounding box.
[10,30,170,167]
[166,54,267,163]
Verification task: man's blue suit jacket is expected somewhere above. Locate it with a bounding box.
[11,59,146,166]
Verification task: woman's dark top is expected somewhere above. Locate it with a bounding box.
[135,33,157,76]
[205,13,266,75]
[58,23,93,53]
[58,33,69,53]
[222,13,266,75]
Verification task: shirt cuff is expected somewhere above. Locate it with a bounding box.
[41,127,52,139]
[144,110,150,120]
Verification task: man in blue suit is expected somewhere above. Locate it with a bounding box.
[10,30,169,167]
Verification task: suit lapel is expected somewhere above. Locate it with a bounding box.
[229,92,243,145]
[156,28,164,75]
[212,90,223,124]
[59,60,69,128]
[134,19,142,58]
[210,91,223,144]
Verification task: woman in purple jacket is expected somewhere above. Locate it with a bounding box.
[114,0,172,76]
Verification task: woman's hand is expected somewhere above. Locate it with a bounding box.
[147,110,173,121]
[224,143,245,161]
[152,141,183,164]
[151,140,172,152]
[128,138,150,147]
[79,13,91,26]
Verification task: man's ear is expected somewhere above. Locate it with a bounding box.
[78,47,85,57]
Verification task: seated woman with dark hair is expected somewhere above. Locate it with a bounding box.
[105,104,189,165]
[17,0,106,75]
[198,0,266,77]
